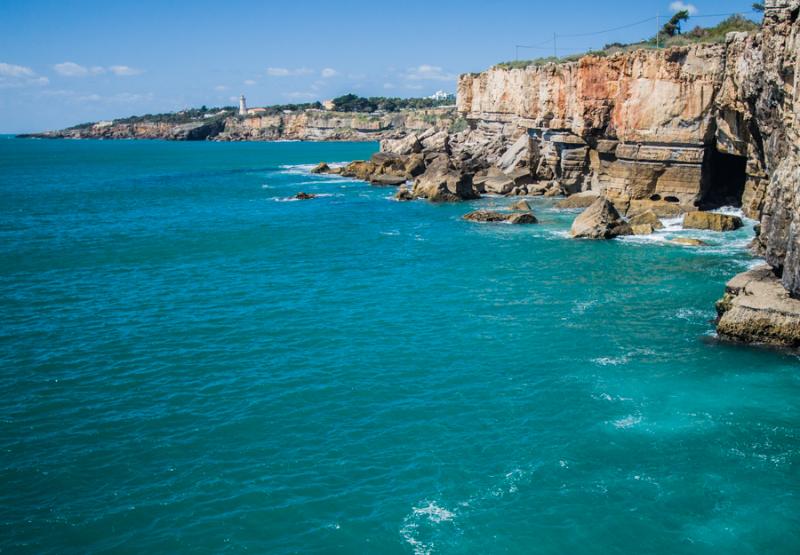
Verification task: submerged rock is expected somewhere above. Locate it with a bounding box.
[683,211,743,232]
[463,210,537,224]
[670,237,707,246]
[294,192,317,200]
[716,265,800,348]
[310,162,330,174]
[570,198,632,239]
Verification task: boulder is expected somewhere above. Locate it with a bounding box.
[340,160,377,181]
[395,187,414,201]
[463,210,537,224]
[570,198,633,239]
[510,200,531,211]
[683,211,744,232]
[670,237,707,246]
[506,167,534,187]
[420,130,450,153]
[381,134,423,155]
[310,162,330,174]
[483,175,516,195]
[716,265,800,348]
[628,209,664,230]
[412,166,477,202]
[556,191,600,209]
[294,192,316,200]
[370,174,407,186]
[631,223,656,235]
[497,134,531,173]
[404,154,426,177]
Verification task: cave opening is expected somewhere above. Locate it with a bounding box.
[701,147,747,209]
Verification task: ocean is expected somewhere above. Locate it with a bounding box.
[1,137,798,554]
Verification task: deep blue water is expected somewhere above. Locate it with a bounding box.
[0,137,798,554]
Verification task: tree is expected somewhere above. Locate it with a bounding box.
[752,3,765,12]
[662,10,690,37]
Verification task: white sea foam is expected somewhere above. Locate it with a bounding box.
[592,355,629,366]
[612,415,642,429]
[400,501,456,555]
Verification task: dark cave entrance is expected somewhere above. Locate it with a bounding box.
[701,147,747,209]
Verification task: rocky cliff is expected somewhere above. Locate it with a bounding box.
[378,0,799,347]
[23,107,457,143]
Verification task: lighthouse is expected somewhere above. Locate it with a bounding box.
[239,95,247,116]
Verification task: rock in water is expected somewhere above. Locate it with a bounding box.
[670,237,707,246]
[294,192,316,200]
[570,198,632,239]
[556,191,600,209]
[631,223,656,235]
[463,210,537,224]
[412,166,478,202]
[310,162,330,174]
[510,200,531,211]
[395,187,414,201]
[716,265,800,348]
[628,210,664,230]
[683,211,743,232]
[370,174,407,186]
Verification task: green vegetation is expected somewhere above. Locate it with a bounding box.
[243,102,322,117]
[752,3,765,12]
[449,117,470,134]
[331,93,455,113]
[495,14,760,70]
[662,10,690,37]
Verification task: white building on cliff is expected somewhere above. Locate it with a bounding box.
[239,95,247,116]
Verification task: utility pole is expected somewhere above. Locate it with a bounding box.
[553,33,558,58]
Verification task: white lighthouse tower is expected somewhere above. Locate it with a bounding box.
[238,95,247,116]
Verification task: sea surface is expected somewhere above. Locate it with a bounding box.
[0,137,798,554]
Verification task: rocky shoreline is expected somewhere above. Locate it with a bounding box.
[19,107,458,143]
[311,0,799,350]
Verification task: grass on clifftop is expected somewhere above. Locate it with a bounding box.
[496,15,759,69]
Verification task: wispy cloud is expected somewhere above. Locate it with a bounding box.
[54,62,142,77]
[320,68,338,78]
[0,62,49,88]
[243,79,257,85]
[214,85,229,91]
[109,65,143,76]
[404,64,456,82]
[383,82,395,89]
[77,91,154,103]
[267,67,313,77]
[669,1,698,15]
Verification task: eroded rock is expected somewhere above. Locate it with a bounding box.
[683,211,744,232]
[570,198,632,239]
[463,210,537,224]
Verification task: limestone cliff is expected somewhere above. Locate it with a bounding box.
[454,1,798,295]
[24,108,457,143]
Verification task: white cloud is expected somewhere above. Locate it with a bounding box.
[383,83,395,89]
[0,62,35,78]
[404,64,456,82]
[404,83,424,90]
[267,67,313,77]
[0,62,48,88]
[54,62,141,77]
[320,67,338,78]
[109,65,143,76]
[77,91,153,103]
[243,79,257,85]
[669,1,698,15]
[54,62,91,77]
[214,85,229,91]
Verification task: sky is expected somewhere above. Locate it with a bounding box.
[0,0,760,133]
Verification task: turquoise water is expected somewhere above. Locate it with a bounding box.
[1,137,798,554]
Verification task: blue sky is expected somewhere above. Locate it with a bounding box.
[0,0,759,132]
